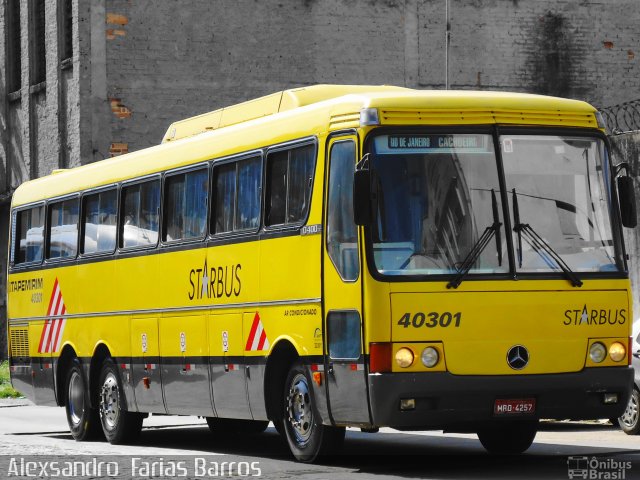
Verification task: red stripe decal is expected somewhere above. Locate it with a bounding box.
[257,329,267,351]
[46,279,59,315]
[245,312,260,350]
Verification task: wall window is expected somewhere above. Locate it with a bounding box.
[7,0,21,93]
[120,180,160,248]
[326,141,359,281]
[265,144,315,227]
[163,168,208,242]
[13,206,44,265]
[82,189,117,254]
[59,0,72,62]
[212,156,261,234]
[47,198,79,259]
[30,0,46,85]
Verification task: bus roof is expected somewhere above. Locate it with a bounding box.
[11,85,598,208]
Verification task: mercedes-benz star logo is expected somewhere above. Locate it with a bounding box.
[507,345,529,370]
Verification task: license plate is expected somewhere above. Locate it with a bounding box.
[494,398,536,415]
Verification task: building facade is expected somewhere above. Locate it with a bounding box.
[1,0,640,358]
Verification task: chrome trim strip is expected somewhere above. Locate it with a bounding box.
[8,297,322,323]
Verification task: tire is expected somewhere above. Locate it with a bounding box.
[477,421,538,454]
[206,417,269,435]
[64,360,101,441]
[618,388,640,435]
[98,358,143,444]
[282,362,345,462]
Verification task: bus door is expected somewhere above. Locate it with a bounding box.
[323,136,370,425]
[131,317,166,413]
[159,314,213,416]
[208,313,252,419]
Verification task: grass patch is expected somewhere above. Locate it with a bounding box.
[0,361,22,398]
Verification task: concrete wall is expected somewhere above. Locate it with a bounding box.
[2,0,640,359]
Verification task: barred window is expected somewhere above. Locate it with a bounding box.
[30,0,46,85]
[59,0,73,62]
[7,0,21,92]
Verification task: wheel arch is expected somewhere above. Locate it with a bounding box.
[55,344,78,406]
[264,339,299,423]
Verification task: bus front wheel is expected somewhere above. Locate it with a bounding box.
[477,421,538,454]
[98,359,143,444]
[282,362,345,462]
[64,360,101,441]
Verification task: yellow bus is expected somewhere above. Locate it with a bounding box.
[6,85,637,462]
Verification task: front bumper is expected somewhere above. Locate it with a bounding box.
[368,367,633,431]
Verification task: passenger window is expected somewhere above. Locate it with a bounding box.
[212,156,261,234]
[327,311,361,360]
[163,168,208,242]
[12,206,45,265]
[327,141,359,281]
[120,180,160,248]
[265,144,315,227]
[47,198,79,260]
[82,189,117,254]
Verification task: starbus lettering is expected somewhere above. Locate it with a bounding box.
[563,305,626,326]
[188,259,241,300]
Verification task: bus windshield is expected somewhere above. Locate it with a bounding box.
[368,132,621,277]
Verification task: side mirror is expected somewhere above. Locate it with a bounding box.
[353,169,372,226]
[617,176,637,228]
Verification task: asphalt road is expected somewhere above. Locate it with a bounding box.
[0,399,638,480]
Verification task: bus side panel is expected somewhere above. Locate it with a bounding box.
[208,313,252,419]
[160,313,214,417]
[29,322,56,406]
[130,317,166,414]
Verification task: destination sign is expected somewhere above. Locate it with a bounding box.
[387,134,487,151]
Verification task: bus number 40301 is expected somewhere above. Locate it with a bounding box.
[397,312,462,328]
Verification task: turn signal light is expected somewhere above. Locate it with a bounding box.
[369,343,392,373]
[608,342,626,362]
[395,347,415,368]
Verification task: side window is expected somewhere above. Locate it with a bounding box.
[163,168,208,242]
[265,144,315,227]
[327,141,359,280]
[120,180,160,248]
[13,206,45,265]
[212,156,261,234]
[82,189,117,254]
[47,198,79,260]
[327,311,361,360]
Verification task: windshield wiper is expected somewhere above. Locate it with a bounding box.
[447,189,502,289]
[511,188,583,287]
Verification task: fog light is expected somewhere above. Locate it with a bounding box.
[603,393,619,404]
[395,347,415,368]
[609,342,626,362]
[589,342,606,363]
[400,398,416,411]
[421,347,439,368]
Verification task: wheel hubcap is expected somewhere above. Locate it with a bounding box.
[620,393,638,429]
[99,372,120,430]
[68,371,85,426]
[286,373,313,445]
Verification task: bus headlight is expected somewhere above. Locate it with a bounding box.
[421,347,439,368]
[608,342,626,362]
[395,347,414,368]
[589,342,607,363]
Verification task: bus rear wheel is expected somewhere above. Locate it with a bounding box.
[98,359,143,444]
[65,360,101,441]
[477,421,538,454]
[282,362,345,462]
